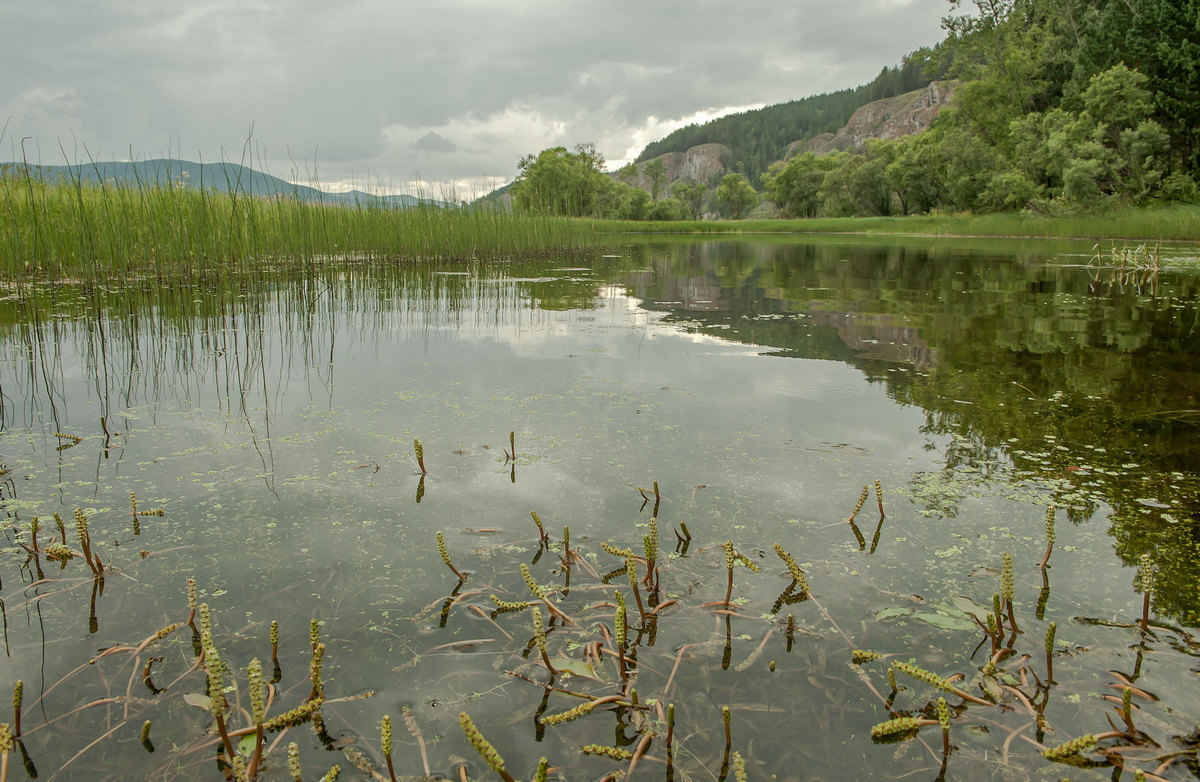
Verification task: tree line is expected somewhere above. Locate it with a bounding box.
[511,0,1199,220]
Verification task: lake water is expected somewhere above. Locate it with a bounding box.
[2,236,1199,780]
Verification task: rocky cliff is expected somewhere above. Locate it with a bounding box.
[620,142,731,190]
[790,80,957,158]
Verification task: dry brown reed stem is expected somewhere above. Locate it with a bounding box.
[468,605,514,641]
[626,730,654,777]
[401,706,431,778]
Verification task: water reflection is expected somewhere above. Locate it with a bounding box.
[1,238,1198,780]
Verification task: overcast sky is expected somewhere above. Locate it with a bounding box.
[2,0,951,197]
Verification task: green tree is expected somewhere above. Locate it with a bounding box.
[671,180,707,219]
[762,153,835,217]
[715,173,758,218]
[644,158,667,202]
[512,143,610,217]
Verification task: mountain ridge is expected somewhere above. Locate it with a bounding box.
[0,158,432,208]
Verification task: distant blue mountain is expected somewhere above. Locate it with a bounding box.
[3,158,434,208]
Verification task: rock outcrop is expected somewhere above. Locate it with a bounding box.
[618,142,731,189]
[789,81,957,158]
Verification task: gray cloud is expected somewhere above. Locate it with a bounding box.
[1,0,950,194]
[413,131,457,154]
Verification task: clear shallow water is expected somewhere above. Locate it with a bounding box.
[1,238,1199,780]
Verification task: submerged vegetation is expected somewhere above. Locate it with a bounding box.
[5,469,1196,780]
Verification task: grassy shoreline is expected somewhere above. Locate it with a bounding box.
[3,171,1197,286]
[590,205,1200,242]
[0,171,591,285]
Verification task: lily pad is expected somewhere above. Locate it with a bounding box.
[875,606,914,620]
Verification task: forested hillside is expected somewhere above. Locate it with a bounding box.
[636,55,939,184]
[510,0,1199,220]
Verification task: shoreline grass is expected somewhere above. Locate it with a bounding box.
[0,169,591,286]
[590,205,1200,242]
[4,168,1197,287]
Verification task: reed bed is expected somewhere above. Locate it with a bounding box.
[593,204,1200,242]
[0,168,589,286]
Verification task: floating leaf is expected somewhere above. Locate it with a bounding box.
[950,596,992,624]
[182,692,211,711]
[547,658,598,679]
[875,607,914,620]
[910,612,978,631]
[237,733,257,755]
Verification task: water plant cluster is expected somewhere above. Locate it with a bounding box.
[2,458,1195,781]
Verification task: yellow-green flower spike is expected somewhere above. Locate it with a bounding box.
[140,719,151,743]
[735,551,760,572]
[850,485,868,516]
[851,650,883,664]
[489,595,532,611]
[187,578,198,611]
[1001,553,1014,601]
[381,714,392,756]
[413,438,424,463]
[310,642,326,699]
[774,544,810,595]
[936,697,950,731]
[1045,622,1057,654]
[532,607,547,654]
[1041,733,1096,760]
[724,540,735,571]
[892,661,952,692]
[600,541,633,558]
[614,591,627,648]
[540,700,596,725]
[583,744,633,760]
[888,666,897,691]
[530,511,545,536]
[626,555,638,588]
[1045,506,1056,546]
[871,716,921,738]
[731,750,748,782]
[13,680,22,723]
[287,742,302,781]
[436,531,461,576]
[263,699,322,731]
[459,712,509,775]
[521,563,547,600]
[0,721,12,754]
[533,757,548,782]
[310,618,321,650]
[270,620,279,647]
[248,658,264,724]
[319,765,341,781]
[198,603,214,648]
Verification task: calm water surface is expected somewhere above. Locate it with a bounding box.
[2,237,1199,780]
